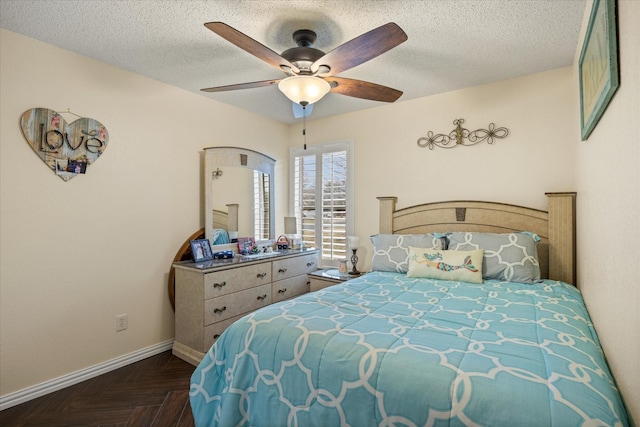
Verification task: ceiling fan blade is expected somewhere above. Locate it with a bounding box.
[326,77,403,102]
[311,22,407,76]
[204,22,299,74]
[201,79,281,92]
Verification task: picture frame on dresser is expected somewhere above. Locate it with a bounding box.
[190,239,213,262]
[578,0,619,141]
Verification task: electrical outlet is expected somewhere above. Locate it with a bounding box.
[116,314,128,332]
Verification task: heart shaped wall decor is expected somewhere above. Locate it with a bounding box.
[20,108,109,181]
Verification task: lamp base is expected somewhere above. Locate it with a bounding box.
[287,237,302,249]
[349,249,360,275]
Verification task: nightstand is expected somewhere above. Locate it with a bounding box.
[308,268,354,291]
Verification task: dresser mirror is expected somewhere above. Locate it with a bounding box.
[205,147,275,250]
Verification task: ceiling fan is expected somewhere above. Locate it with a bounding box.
[201,22,408,114]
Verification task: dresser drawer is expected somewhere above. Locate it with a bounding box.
[204,313,245,349]
[272,253,318,281]
[204,263,272,299]
[273,275,311,303]
[204,284,271,325]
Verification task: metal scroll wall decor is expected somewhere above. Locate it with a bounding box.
[20,108,109,181]
[417,118,509,150]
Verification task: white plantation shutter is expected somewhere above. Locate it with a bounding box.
[253,171,270,240]
[291,141,353,265]
[293,153,317,249]
[321,151,347,260]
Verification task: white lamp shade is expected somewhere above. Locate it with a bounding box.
[278,76,331,105]
[347,236,360,249]
[284,217,297,235]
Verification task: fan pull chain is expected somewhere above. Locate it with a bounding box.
[303,104,307,150]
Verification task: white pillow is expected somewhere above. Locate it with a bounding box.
[407,247,484,283]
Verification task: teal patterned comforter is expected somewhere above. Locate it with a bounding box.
[190,272,629,426]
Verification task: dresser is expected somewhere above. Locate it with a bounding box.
[173,249,318,365]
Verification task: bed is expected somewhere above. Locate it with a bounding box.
[189,192,630,426]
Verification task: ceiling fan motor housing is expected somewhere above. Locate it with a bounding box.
[280,29,326,73]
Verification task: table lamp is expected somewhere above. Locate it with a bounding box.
[347,236,361,275]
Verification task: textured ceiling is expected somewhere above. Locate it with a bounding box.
[0,0,586,124]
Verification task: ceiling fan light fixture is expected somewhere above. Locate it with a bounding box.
[278,75,331,106]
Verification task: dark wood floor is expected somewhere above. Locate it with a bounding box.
[0,351,196,426]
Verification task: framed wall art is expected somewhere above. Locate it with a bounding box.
[20,108,109,181]
[578,0,619,141]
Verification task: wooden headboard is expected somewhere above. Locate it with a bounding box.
[212,208,230,230]
[378,192,576,284]
[210,204,238,236]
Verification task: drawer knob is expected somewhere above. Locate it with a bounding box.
[257,273,267,279]
[257,294,267,301]
[278,268,288,273]
[213,281,226,289]
[278,288,287,293]
[307,262,314,267]
[213,306,227,314]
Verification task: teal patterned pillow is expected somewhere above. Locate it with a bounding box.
[447,232,541,283]
[370,234,445,273]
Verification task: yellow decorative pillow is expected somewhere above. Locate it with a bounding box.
[407,247,484,283]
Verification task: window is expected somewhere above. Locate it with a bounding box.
[290,141,353,266]
[253,171,270,240]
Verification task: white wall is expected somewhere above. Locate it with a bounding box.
[0,29,289,398]
[291,66,577,267]
[573,0,640,421]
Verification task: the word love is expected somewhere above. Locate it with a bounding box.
[20,108,109,181]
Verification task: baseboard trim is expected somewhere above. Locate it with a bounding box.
[0,339,174,411]
[172,340,205,367]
